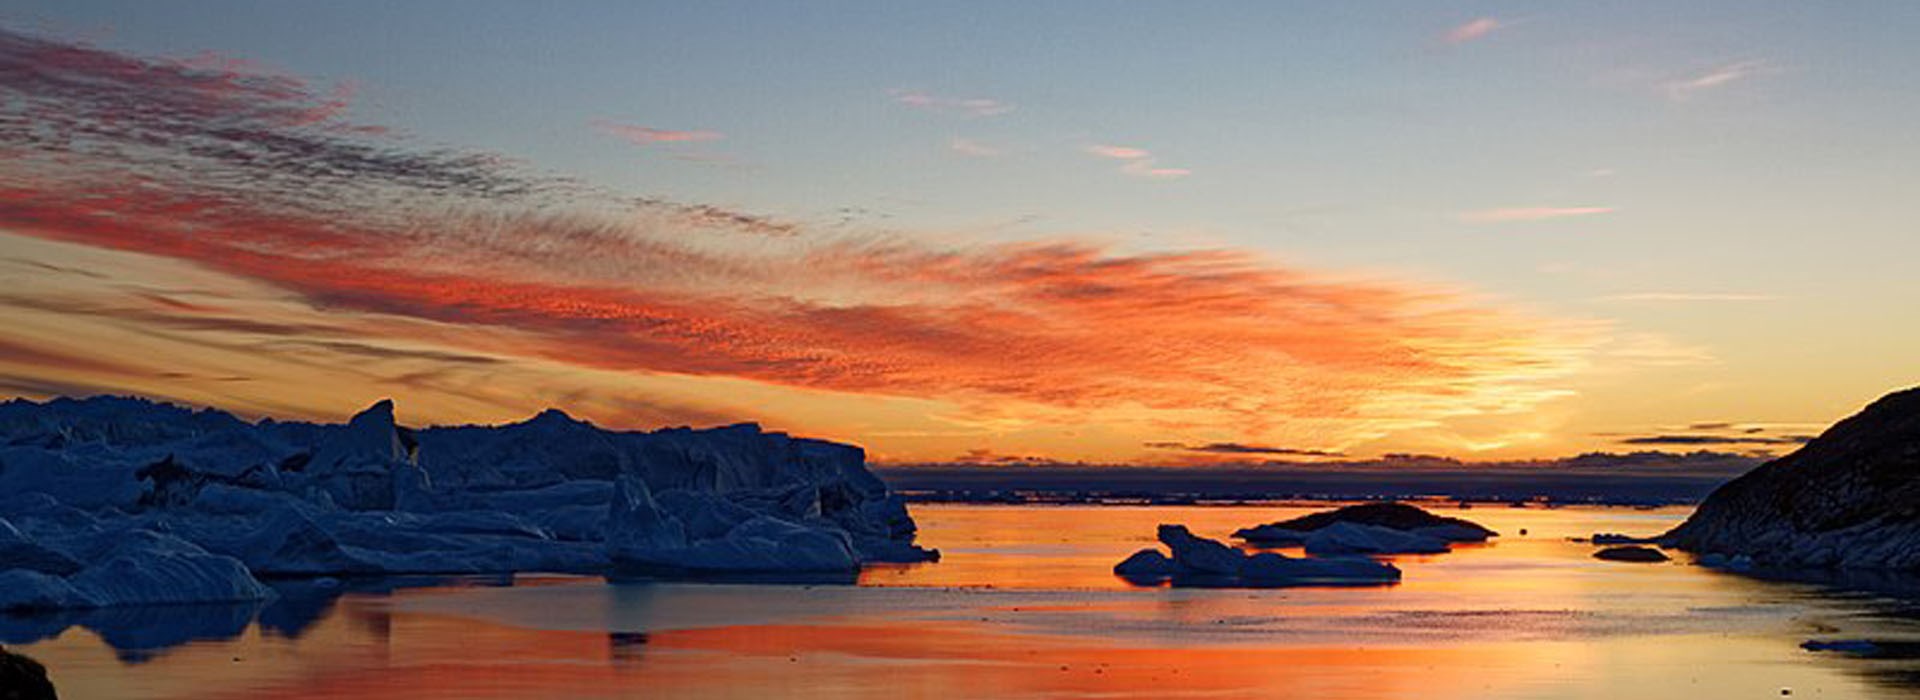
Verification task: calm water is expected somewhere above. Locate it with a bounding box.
[12,503,1920,699]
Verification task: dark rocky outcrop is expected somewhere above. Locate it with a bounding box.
[1663,386,1920,569]
[1233,502,1497,544]
[0,645,57,700]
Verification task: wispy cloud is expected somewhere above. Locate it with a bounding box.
[890,89,1014,117]
[1086,144,1191,179]
[1618,433,1811,446]
[949,137,1003,158]
[1458,207,1614,223]
[1444,17,1505,45]
[0,27,1596,452]
[1086,144,1150,160]
[1665,60,1770,99]
[1605,332,1716,367]
[1596,292,1780,303]
[590,120,724,145]
[1145,441,1344,458]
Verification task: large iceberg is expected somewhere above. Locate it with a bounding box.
[0,396,936,609]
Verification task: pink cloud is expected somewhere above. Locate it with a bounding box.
[1086,144,1150,160]
[1086,144,1190,179]
[590,119,724,144]
[1120,160,1191,179]
[1458,207,1615,223]
[891,89,1014,117]
[1444,17,1504,44]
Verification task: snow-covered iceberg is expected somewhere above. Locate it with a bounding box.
[0,396,936,609]
[1114,524,1400,587]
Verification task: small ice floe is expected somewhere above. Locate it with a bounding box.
[1592,545,1670,563]
[1114,524,1400,588]
[1590,533,1657,545]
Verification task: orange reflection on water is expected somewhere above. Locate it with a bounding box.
[11,504,1912,699]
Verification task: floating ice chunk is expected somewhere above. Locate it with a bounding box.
[1239,552,1401,584]
[1113,548,1184,577]
[1305,522,1449,556]
[1116,526,1402,587]
[1591,532,1656,545]
[1157,524,1246,575]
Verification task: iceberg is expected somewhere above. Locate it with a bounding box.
[1304,522,1450,556]
[1114,524,1400,587]
[1234,502,1496,546]
[0,395,936,609]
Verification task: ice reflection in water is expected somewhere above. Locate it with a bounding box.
[8,504,1920,699]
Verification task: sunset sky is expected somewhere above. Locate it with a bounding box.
[1,2,1914,464]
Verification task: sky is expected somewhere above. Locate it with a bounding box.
[0,2,1915,464]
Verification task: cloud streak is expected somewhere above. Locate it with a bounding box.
[590,120,724,145]
[891,89,1014,117]
[0,28,1596,452]
[1086,144,1190,179]
[1444,18,1505,45]
[948,137,1002,158]
[1145,441,1345,458]
[1596,292,1780,303]
[1458,207,1614,223]
[1665,60,1769,99]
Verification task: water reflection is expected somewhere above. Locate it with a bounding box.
[8,505,1920,699]
[0,574,517,664]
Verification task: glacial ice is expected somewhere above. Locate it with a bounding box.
[0,396,936,610]
[1114,524,1400,587]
